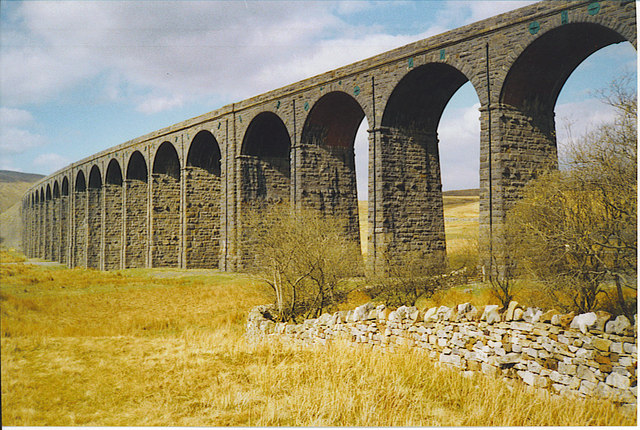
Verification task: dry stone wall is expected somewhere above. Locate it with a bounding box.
[247,302,638,410]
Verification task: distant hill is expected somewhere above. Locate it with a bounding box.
[0,170,44,184]
[0,170,44,250]
[443,188,479,197]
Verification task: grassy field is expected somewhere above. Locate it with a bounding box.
[358,192,479,257]
[1,251,635,426]
[1,193,635,425]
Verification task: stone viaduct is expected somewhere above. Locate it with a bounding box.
[21,0,636,273]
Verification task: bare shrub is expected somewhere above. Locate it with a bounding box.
[247,204,362,322]
[367,250,451,307]
[508,76,637,316]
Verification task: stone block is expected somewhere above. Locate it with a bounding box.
[605,315,631,335]
[570,312,597,334]
[591,337,612,352]
[606,372,631,390]
[539,309,559,324]
[505,300,520,321]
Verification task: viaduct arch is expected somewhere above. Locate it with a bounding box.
[22,1,636,274]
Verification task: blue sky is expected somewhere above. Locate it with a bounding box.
[0,0,636,197]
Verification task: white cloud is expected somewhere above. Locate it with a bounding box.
[1,1,348,108]
[32,153,71,173]
[136,95,185,114]
[0,107,46,154]
[0,0,476,113]
[439,103,481,190]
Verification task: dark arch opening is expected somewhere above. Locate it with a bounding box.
[53,181,60,199]
[501,23,628,119]
[187,130,222,176]
[302,92,364,148]
[75,171,86,192]
[35,192,39,204]
[379,63,478,265]
[127,151,148,182]
[153,142,180,180]
[242,112,291,176]
[106,159,123,186]
[382,63,469,131]
[45,184,52,201]
[62,177,69,196]
[88,165,102,189]
[300,91,367,254]
[40,188,44,202]
[240,112,292,205]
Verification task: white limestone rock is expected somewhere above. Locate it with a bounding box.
[570,312,597,334]
[424,307,438,323]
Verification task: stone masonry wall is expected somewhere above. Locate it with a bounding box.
[104,185,123,270]
[247,302,638,410]
[59,196,69,265]
[51,199,60,262]
[21,1,636,272]
[152,174,180,267]
[185,167,221,269]
[73,192,87,267]
[374,128,446,263]
[44,201,52,260]
[124,180,148,268]
[87,189,102,269]
[238,155,291,269]
[297,144,359,242]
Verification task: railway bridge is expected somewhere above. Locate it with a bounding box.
[21,0,637,272]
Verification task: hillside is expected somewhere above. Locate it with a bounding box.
[0,170,44,213]
[0,170,44,250]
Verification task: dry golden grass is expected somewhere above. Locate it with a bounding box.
[1,255,635,426]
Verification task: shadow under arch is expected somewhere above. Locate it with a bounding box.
[299,91,366,249]
[104,159,124,270]
[124,151,149,269]
[377,62,480,267]
[151,142,181,268]
[185,130,223,269]
[59,175,70,265]
[87,165,102,269]
[237,111,292,269]
[73,170,88,267]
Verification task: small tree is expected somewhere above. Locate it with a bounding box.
[368,250,450,307]
[248,205,362,322]
[507,77,637,316]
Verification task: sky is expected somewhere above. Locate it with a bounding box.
[0,0,636,198]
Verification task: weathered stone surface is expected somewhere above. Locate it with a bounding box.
[606,372,631,390]
[513,308,524,322]
[505,301,520,321]
[423,307,437,323]
[594,311,612,332]
[606,315,631,335]
[571,312,598,334]
[482,305,501,324]
[539,309,559,324]
[523,308,542,324]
